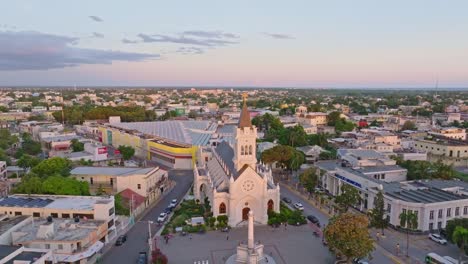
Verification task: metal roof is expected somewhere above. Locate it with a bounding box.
[70,166,155,176]
[110,120,216,146]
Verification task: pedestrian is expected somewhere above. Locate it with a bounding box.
[284,222,287,230]
[396,243,400,256]
[226,235,229,240]
[189,234,192,240]
[376,232,380,241]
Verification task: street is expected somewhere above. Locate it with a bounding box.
[102,169,193,264]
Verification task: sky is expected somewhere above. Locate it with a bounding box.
[1,0,468,88]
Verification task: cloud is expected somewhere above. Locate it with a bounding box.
[182,30,239,39]
[263,32,295,39]
[89,16,103,22]
[175,47,204,55]
[137,31,239,47]
[92,32,104,38]
[121,38,139,44]
[0,31,158,71]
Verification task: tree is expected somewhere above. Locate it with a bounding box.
[369,191,388,235]
[335,184,361,213]
[14,175,89,195]
[299,168,318,195]
[401,121,416,131]
[324,213,374,263]
[118,145,135,161]
[71,139,84,152]
[17,155,41,172]
[327,111,342,126]
[21,133,41,155]
[399,210,418,257]
[115,193,130,215]
[261,145,293,168]
[287,149,305,172]
[452,226,468,264]
[31,157,72,177]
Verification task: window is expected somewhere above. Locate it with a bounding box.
[58,244,63,250]
[464,206,468,215]
[438,209,443,218]
[429,223,434,231]
[447,208,452,217]
[381,174,385,180]
[249,145,253,155]
[219,203,226,214]
[45,244,50,249]
[137,184,141,190]
[438,221,442,229]
[429,210,434,220]
[241,146,245,155]
[33,212,40,217]
[109,207,115,216]
[14,212,22,216]
[51,213,58,218]
[387,203,391,213]
[456,207,460,216]
[62,214,70,218]
[402,208,407,215]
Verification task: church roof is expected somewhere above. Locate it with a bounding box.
[215,141,236,177]
[238,99,252,128]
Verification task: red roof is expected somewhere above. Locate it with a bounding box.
[119,188,146,208]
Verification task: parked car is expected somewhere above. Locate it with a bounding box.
[282,197,292,204]
[307,215,320,226]
[115,235,127,246]
[137,252,147,264]
[294,202,304,211]
[169,199,177,208]
[164,207,172,214]
[429,233,447,245]
[353,258,369,264]
[157,212,168,223]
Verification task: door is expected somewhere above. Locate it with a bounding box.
[242,207,250,221]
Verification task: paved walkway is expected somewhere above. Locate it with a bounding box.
[159,224,336,264]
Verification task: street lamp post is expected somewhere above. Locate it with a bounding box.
[147,220,153,263]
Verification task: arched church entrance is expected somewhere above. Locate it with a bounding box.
[267,199,274,212]
[242,207,250,221]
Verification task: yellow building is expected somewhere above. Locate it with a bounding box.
[97,120,215,169]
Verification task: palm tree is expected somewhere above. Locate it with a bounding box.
[399,211,418,257]
[452,226,468,264]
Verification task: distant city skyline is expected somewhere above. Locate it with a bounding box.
[1,0,468,88]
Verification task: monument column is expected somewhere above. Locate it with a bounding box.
[248,210,254,249]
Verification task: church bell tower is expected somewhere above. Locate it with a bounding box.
[233,93,257,171]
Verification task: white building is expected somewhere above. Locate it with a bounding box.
[194,97,280,226]
[317,159,468,233]
[429,127,466,141]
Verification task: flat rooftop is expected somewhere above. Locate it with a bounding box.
[13,218,106,243]
[71,166,156,176]
[0,195,113,211]
[0,245,21,260]
[5,250,46,264]
[0,216,30,236]
[386,187,468,203]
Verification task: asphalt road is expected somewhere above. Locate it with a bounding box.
[102,169,194,264]
[280,185,395,264]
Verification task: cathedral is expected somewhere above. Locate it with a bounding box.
[194,96,280,226]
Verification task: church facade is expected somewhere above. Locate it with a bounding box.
[193,97,280,226]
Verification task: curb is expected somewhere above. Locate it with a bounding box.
[280,182,333,218]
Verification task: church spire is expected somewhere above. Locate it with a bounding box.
[238,92,252,128]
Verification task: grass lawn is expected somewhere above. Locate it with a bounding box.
[162,199,211,235]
